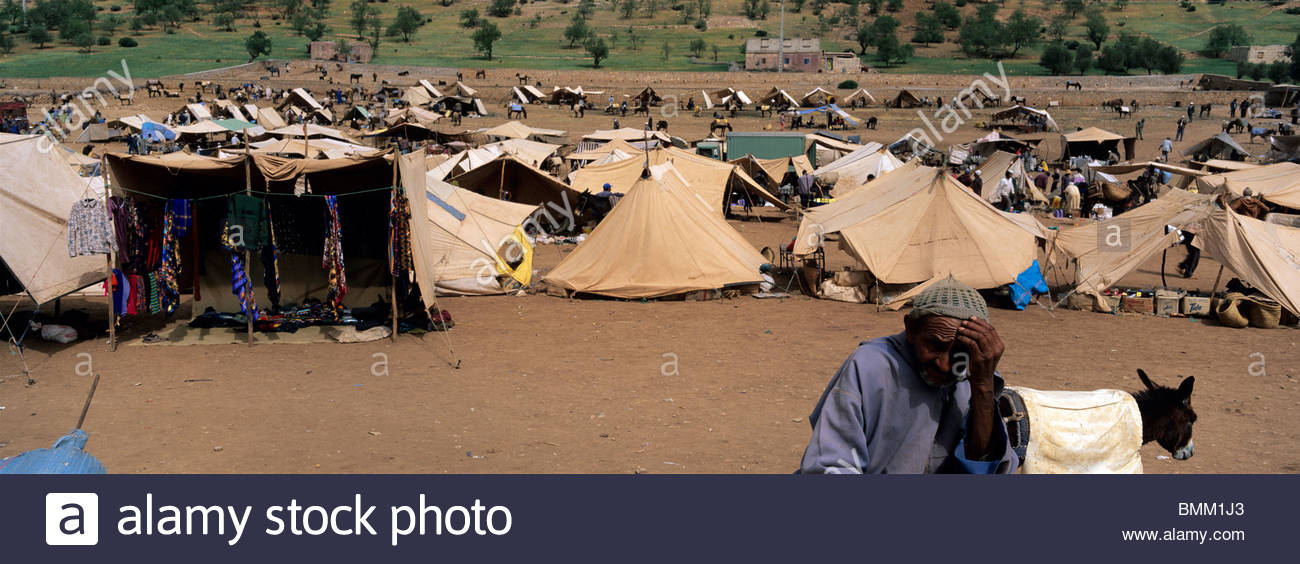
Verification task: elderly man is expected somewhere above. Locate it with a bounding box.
[799,277,1019,474]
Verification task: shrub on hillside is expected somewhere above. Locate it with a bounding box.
[837,79,858,89]
[119,36,138,47]
[97,35,111,46]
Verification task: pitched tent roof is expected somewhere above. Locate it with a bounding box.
[842,88,875,105]
[278,88,332,122]
[173,120,232,136]
[990,105,1059,132]
[449,155,586,220]
[1195,158,1259,172]
[417,173,542,295]
[1180,132,1251,161]
[1062,127,1136,160]
[543,163,768,298]
[793,162,1040,288]
[566,138,643,162]
[569,147,790,215]
[185,103,213,121]
[384,106,442,128]
[1268,135,1300,162]
[634,87,664,106]
[483,138,561,167]
[265,123,357,143]
[249,137,378,158]
[452,81,477,97]
[812,142,902,194]
[580,128,672,144]
[405,86,434,106]
[801,87,835,107]
[728,154,814,191]
[256,107,288,129]
[1049,189,1219,311]
[511,85,545,104]
[74,122,124,142]
[479,120,567,142]
[1192,162,1300,209]
[975,150,1049,204]
[1194,206,1300,316]
[756,87,801,108]
[0,133,107,304]
[1090,161,1211,178]
[214,99,246,121]
[418,79,443,98]
[888,90,922,108]
[701,88,752,109]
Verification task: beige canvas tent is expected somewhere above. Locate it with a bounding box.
[729,154,814,191]
[842,88,876,106]
[793,162,1041,289]
[384,107,442,128]
[569,147,790,215]
[511,85,545,105]
[801,87,835,107]
[405,86,435,107]
[805,133,863,167]
[1181,132,1251,161]
[989,105,1059,133]
[1192,162,1300,209]
[1062,127,1136,161]
[812,142,903,195]
[543,163,767,298]
[702,88,752,110]
[887,90,922,108]
[265,123,357,143]
[566,138,643,164]
[1047,189,1219,311]
[415,174,541,295]
[256,107,288,129]
[0,133,107,305]
[975,151,1049,204]
[185,102,213,121]
[756,87,800,109]
[74,122,124,142]
[449,155,585,222]
[479,121,567,143]
[577,128,672,152]
[1193,206,1300,316]
[483,138,561,167]
[277,88,333,123]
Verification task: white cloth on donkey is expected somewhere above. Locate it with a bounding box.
[1010,387,1143,474]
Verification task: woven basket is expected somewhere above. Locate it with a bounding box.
[1244,297,1282,329]
[1216,292,1249,329]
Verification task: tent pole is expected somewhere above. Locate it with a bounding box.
[497,161,505,199]
[1209,264,1225,298]
[244,135,253,347]
[102,155,116,352]
[390,156,399,343]
[1160,248,1168,290]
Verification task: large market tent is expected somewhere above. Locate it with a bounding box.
[1192,162,1300,210]
[449,155,586,223]
[249,137,379,159]
[511,85,545,105]
[1181,132,1251,161]
[975,150,1049,204]
[384,107,443,128]
[887,90,922,109]
[812,142,903,195]
[728,154,814,192]
[1061,127,1136,161]
[1046,189,1219,311]
[543,163,768,299]
[702,88,752,109]
[793,161,1041,289]
[256,107,288,130]
[103,149,427,316]
[74,122,125,143]
[1194,159,1259,173]
[0,134,107,308]
[569,147,790,215]
[566,138,643,164]
[756,88,801,109]
[414,174,541,296]
[483,138,562,167]
[1049,189,1300,316]
[801,87,835,107]
[842,88,875,106]
[427,147,501,181]
[478,120,567,143]
[265,123,358,144]
[277,88,333,123]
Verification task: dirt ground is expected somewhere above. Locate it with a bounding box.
[3,217,1298,474]
[3,67,1297,474]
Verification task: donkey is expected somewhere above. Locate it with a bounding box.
[1132,369,1196,460]
[1065,80,1082,91]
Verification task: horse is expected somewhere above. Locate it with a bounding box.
[1223,118,1246,134]
[1102,98,1124,112]
[1199,103,1211,118]
[474,69,487,79]
[1118,106,1132,118]
[632,104,650,117]
[864,116,878,130]
[349,73,363,84]
[1065,80,1082,91]
[397,70,410,77]
[516,73,529,85]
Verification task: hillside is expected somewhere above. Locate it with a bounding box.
[0,0,1296,77]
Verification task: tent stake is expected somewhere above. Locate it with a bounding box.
[1160,248,1168,290]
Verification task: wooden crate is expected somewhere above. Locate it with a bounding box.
[1182,296,1212,317]
[1120,295,1154,314]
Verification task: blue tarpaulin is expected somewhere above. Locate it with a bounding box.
[1008,260,1048,310]
[142,121,176,142]
[0,430,107,474]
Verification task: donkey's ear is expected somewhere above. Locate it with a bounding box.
[1138,369,1156,390]
[1178,376,1195,404]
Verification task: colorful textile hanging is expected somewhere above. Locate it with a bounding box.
[322,195,347,319]
[230,253,258,322]
[389,188,413,276]
[158,201,182,316]
[262,203,281,309]
[147,272,161,315]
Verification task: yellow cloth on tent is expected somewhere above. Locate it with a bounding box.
[495,226,533,287]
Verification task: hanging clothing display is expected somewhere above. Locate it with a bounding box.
[147,272,162,314]
[389,188,413,276]
[158,201,182,316]
[103,269,128,315]
[230,253,258,321]
[322,195,347,319]
[223,194,271,251]
[169,199,193,236]
[261,204,281,310]
[68,199,117,256]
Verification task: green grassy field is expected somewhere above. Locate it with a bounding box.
[0,0,1293,78]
